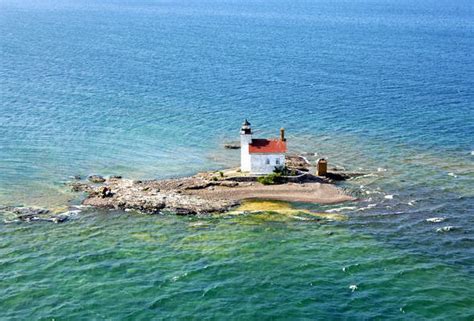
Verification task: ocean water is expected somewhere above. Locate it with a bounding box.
[1,0,473,319]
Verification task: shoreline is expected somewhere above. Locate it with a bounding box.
[1,155,362,223]
[75,168,356,215]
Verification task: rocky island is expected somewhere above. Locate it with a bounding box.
[72,161,355,216]
[1,154,359,223]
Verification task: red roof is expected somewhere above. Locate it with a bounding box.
[249,139,287,154]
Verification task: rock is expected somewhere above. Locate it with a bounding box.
[218,181,238,187]
[224,143,240,149]
[71,182,94,193]
[77,167,347,216]
[324,171,366,181]
[286,155,310,171]
[17,214,68,224]
[10,207,50,216]
[110,175,122,179]
[80,175,240,216]
[1,207,69,224]
[73,175,82,180]
[88,175,106,183]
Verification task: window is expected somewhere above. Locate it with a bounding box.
[265,158,270,165]
[276,159,280,165]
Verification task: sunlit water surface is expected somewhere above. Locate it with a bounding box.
[1,0,473,319]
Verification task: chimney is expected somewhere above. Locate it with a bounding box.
[280,128,286,141]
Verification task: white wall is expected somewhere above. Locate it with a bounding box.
[250,154,285,174]
[240,134,252,172]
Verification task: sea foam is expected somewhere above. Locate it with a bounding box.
[426,217,446,223]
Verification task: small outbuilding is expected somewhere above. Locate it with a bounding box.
[240,119,287,174]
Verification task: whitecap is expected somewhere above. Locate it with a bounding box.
[356,204,377,212]
[436,226,455,233]
[61,209,81,218]
[426,217,446,223]
[384,195,394,199]
[349,284,358,292]
[355,173,378,179]
[171,272,188,282]
[448,172,457,178]
[189,222,208,227]
[325,206,356,213]
[69,205,89,209]
[471,151,474,156]
[290,215,311,221]
[377,168,387,172]
[408,200,416,206]
[365,190,383,195]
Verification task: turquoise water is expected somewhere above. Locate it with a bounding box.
[1,0,473,319]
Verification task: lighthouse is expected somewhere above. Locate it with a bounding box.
[240,119,252,172]
[240,120,287,174]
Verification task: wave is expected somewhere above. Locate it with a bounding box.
[355,203,377,212]
[325,206,357,213]
[353,173,379,180]
[426,217,446,223]
[436,226,456,233]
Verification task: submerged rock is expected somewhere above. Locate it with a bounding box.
[323,171,366,181]
[224,143,240,149]
[10,207,50,216]
[71,182,94,193]
[1,206,69,224]
[88,175,106,183]
[17,214,69,224]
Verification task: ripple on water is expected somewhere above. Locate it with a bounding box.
[1,0,474,319]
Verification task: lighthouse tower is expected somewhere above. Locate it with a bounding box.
[240,119,252,172]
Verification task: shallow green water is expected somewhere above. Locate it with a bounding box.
[1,210,473,320]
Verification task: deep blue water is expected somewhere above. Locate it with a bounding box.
[1,0,473,319]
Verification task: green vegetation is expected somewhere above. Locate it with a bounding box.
[257,172,282,185]
[273,166,286,175]
[257,166,300,185]
[273,166,297,176]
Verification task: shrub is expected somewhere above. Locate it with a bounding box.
[273,166,294,176]
[219,171,224,178]
[257,173,282,185]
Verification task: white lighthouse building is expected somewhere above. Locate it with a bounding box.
[240,119,287,174]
